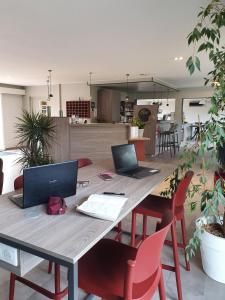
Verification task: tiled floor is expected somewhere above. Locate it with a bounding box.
[0,151,225,299]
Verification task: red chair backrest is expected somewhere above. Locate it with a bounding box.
[133,211,172,283]
[172,170,194,209]
[78,158,92,169]
[14,175,23,190]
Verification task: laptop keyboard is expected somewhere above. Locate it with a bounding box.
[124,166,159,178]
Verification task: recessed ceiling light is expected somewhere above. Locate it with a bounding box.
[174,56,183,61]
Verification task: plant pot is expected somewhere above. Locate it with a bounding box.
[196,216,225,283]
[129,126,139,139]
[138,129,144,138]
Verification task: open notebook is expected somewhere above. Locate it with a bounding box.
[76,194,128,221]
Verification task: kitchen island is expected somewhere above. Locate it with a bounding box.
[50,118,130,161]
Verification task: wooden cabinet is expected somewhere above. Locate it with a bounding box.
[97,89,121,123]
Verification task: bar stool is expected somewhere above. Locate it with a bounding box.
[158,125,179,157]
[131,171,194,300]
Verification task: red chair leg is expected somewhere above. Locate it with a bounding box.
[48,261,53,274]
[9,273,16,300]
[131,211,137,247]
[171,221,183,300]
[116,222,122,242]
[180,217,190,271]
[158,268,166,300]
[142,215,147,239]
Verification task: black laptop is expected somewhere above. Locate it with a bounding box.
[9,160,78,209]
[111,144,160,179]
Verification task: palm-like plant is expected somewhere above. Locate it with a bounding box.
[16,111,55,168]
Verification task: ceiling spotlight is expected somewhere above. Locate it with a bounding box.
[174,56,183,61]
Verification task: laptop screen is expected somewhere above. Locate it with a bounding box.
[111,144,138,173]
[23,160,78,208]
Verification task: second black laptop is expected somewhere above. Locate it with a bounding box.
[111,144,160,179]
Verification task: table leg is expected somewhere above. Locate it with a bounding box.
[68,263,78,300]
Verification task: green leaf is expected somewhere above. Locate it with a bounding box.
[195,56,201,71]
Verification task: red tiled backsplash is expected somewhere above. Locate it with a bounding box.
[66,101,90,118]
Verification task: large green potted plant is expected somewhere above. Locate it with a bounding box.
[16,111,55,168]
[162,0,225,283]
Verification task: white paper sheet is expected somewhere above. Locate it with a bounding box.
[76,194,128,221]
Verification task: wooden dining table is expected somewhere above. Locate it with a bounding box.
[0,159,174,300]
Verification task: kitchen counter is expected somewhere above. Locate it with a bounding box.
[50,118,130,161]
[69,122,130,127]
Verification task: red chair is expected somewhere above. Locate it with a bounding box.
[14,175,23,190]
[131,171,194,300]
[77,158,92,168]
[9,264,68,300]
[0,158,3,195]
[78,211,173,300]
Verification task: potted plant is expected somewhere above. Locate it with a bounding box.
[162,0,225,283]
[16,111,55,168]
[131,118,145,138]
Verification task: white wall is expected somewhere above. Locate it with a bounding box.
[183,98,211,123]
[0,95,4,150]
[25,83,91,117]
[1,94,23,149]
[130,86,213,124]
[137,98,176,120]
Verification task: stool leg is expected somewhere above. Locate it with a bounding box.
[167,133,170,152]
[131,211,137,246]
[9,273,16,300]
[181,217,190,271]
[169,133,173,157]
[171,222,183,300]
[158,268,166,300]
[142,215,147,239]
[173,133,176,156]
[158,134,161,155]
[162,134,165,153]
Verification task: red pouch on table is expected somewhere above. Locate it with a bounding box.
[47,196,67,215]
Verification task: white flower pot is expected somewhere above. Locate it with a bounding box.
[129,126,139,139]
[138,129,144,138]
[196,216,225,283]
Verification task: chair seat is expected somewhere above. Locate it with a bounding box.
[78,238,161,300]
[134,194,184,220]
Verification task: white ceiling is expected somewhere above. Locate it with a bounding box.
[0,0,216,87]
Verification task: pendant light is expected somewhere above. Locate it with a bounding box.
[89,71,93,99]
[166,88,169,106]
[89,72,96,111]
[47,70,53,101]
[125,73,130,102]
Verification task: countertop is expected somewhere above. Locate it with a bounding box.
[69,123,130,127]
